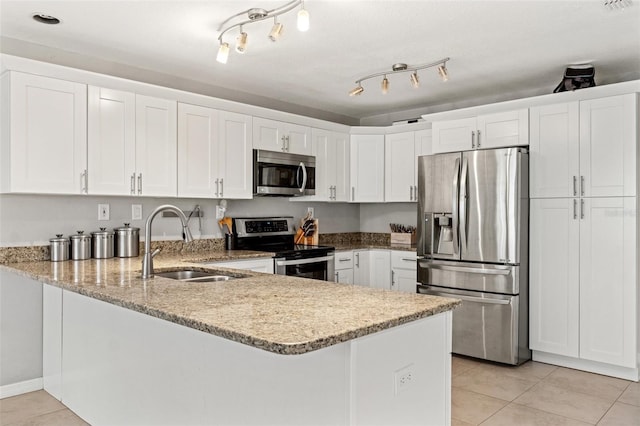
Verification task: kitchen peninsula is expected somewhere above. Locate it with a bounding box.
[1,251,459,426]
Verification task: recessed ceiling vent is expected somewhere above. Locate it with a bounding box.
[32,14,61,25]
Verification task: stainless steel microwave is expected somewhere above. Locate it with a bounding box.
[253,149,316,197]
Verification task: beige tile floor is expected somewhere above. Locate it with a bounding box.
[0,356,638,425]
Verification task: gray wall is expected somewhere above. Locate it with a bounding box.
[359,203,417,233]
[0,270,42,387]
[0,194,361,245]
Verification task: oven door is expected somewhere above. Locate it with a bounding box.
[274,254,335,281]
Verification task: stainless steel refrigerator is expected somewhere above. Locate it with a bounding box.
[416,147,530,365]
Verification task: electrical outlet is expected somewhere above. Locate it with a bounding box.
[132,204,142,221]
[216,205,225,220]
[394,364,414,395]
[98,203,110,221]
[307,207,314,218]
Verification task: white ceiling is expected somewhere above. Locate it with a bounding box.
[1,0,639,125]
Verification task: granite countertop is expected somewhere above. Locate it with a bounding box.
[1,249,458,356]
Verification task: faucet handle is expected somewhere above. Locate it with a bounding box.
[151,248,161,258]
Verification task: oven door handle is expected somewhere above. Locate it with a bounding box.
[275,254,334,267]
[420,288,511,305]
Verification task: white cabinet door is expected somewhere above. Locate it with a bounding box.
[392,269,418,294]
[529,102,580,199]
[579,197,636,368]
[336,269,354,284]
[135,95,177,197]
[218,111,252,199]
[385,132,415,202]
[432,117,475,154]
[580,95,637,198]
[177,103,218,198]
[285,122,312,155]
[476,109,529,149]
[350,134,385,202]
[353,250,370,286]
[312,128,333,201]
[529,198,580,357]
[369,250,391,290]
[88,86,136,196]
[3,72,87,194]
[252,117,283,152]
[334,132,350,202]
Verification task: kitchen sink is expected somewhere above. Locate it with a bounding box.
[156,268,247,283]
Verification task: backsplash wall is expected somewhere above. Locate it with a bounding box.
[359,203,417,233]
[0,195,361,246]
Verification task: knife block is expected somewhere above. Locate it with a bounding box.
[295,219,318,246]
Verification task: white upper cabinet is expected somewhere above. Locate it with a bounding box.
[178,105,252,199]
[432,109,528,154]
[529,102,580,198]
[384,130,431,202]
[313,129,349,202]
[177,103,219,198]
[530,95,636,199]
[1,72,87,194]
[135,95,177,197]
[350,134,385,202]
[253,117,311,155]
[579,95,636,198]
[88,86,136,195]
[217,111,253,199]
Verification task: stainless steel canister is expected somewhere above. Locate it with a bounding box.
[91,228,115,259]
[70,231,92,260]
[114,223,140,258]
[49,234,69,262]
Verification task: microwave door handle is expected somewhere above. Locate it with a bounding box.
[299,162,307,193]
[452,157,460,256]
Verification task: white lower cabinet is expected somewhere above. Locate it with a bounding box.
[43,284,63,400]
[353,250,371,286]
[202,258,274,274]
[391,251,418,293]
[334,251,354,284]
[530,197,638,379]
[350,250,392,289]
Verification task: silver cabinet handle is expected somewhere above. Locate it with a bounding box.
[471,130,476,149]
[355,252,360,268]
[477,130,481,148]
[580,175,585,196]
[352,186,355,201]
[410,185,414,201]
[214,178,219,197]
[137,173,142,195]
[573,199,578,220]
[220,178,224,197]
[580,199,585,219]
[333,186,336,200]
[391,270,395,288]
[281,136,286,152]
[338,258,352,262]
[131,173,136,195]
[335,272,339,282]
[286,136,290,152]
[81,169,88,194]
[414,185,418,201]
[573,176,577,196]
[402,258,416,262]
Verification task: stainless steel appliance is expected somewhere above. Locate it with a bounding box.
[253,150,316,196]
[231,217,334,281]
[416,147,530,365]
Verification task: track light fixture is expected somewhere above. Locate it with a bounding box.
[216,0,309,64]
[348,57,450,97]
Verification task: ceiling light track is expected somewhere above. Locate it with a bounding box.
[349,57,450,96]
[216,0,309,64]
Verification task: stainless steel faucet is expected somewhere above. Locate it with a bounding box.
[141,204,194,279]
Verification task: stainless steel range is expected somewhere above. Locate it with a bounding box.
[230,217,335,281]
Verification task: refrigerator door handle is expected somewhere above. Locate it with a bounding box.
[420,288,511,305]
[419,261,512,275]
[452,157,461,256]
[459,157,469,252]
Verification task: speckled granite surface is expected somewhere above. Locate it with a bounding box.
[1,251,458,355]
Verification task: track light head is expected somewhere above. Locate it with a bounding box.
[410,72,420,88]
[216,42,230,64]
[381,76,389,94]
[297,2,309,31]
[269,20,284,41]
[438,64,449,82]
[349,85,364,96]
[236,29,248,53]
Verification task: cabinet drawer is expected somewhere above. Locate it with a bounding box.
[335,251,354,270]
[391,251,417,270]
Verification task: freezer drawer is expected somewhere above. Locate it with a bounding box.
[418,259,521,294]
[418,285,530,365]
